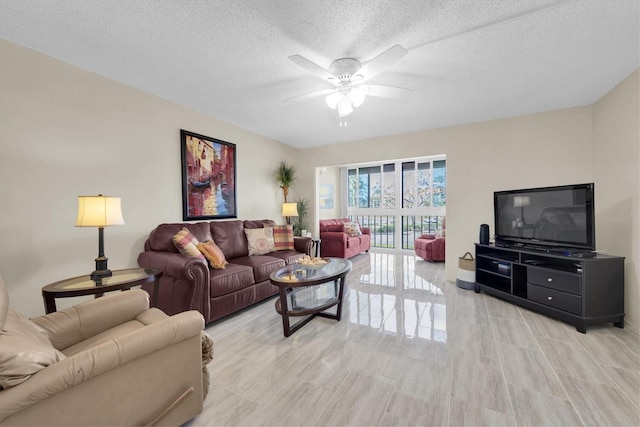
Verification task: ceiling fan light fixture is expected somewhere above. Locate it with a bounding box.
[349,87,366,107]
[325,92,340,109]
[337,95,353,117]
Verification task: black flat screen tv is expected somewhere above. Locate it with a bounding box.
[494,183,595,251]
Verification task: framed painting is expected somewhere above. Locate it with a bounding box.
[319,184,334,209]
[180,129,237,220]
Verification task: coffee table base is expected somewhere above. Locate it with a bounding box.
[274,276,346,337]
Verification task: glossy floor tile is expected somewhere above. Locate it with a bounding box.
[188,252,640,426]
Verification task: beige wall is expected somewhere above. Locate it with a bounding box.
[316,166,341,222]
[593,69,639,331]
[298,107,594,277]
[0,40,296,316]
[1,39,637,331]
[297,71,639,332]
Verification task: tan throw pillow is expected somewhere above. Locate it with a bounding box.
[172,227,205,261]
[0,309,66,389]
[271,225,295,251]
[244,227,275,255]
[197,241,228,269]
[344,221,362,237]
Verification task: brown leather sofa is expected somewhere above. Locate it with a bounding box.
[319,218,371,259]
[0,280,206,427]
[138,219,312,323]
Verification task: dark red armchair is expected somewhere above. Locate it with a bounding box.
[414,218,446,262]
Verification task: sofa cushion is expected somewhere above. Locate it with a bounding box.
[244,227,276,255]
[197,241,228,269]
[243,219,275,229]
[209,263,255,298]
[148,222,212,252]
[324,224,344,232]
[232,255,285,283]
[271,224,295,251]
[172,228,206,261]
[210,220,248,259]
[344,222,363,237]
[268,250,306,265]
[0,309,66,389]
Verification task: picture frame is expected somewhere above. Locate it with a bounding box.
[319,184,334,209]
[180,129,237,220]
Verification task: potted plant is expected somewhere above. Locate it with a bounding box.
[293,198,309,236]
[272,160,297,202]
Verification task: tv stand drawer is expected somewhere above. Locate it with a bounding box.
[528,267,580,295]
[527,284,581,315]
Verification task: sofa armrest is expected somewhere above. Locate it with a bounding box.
[418,233,436,240]
[361,227,371,235]
[293,236,313,256]
[138,250,207,280]
[138,250,210,322]
[31,289,151,350]
[0,311,204,422]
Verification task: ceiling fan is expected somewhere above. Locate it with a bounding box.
[285,44,412,123]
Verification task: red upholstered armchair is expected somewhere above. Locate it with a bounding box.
[319,218,371,259]
[414,218,446,262]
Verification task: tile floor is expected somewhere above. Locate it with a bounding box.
[189,252,640,426]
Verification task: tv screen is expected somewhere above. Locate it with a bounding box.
[494,183,595,250]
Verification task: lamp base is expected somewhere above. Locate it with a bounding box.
[92,254,111,281]
[91,269,112,281]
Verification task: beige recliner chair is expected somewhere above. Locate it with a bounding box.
[0,276,208,426]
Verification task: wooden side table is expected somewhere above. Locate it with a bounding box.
[42,268,162,314]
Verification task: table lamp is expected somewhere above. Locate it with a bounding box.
[75,195,126,280]
[513,195,530,226]
[282,202,299,225]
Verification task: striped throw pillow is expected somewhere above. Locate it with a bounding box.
[172,228,205,261]
[271,224,295,251]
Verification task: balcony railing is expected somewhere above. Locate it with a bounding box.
[350,215,445,250]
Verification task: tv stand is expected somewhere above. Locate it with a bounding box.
[474,243,625,333]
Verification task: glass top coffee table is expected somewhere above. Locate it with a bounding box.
[270,257,352,337]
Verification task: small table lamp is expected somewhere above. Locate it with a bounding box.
[75,195,126,280]
[282,202,299,226]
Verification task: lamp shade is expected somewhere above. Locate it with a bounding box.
[513,196,531,208]
[76,195,125,227]
[281,202,299,217]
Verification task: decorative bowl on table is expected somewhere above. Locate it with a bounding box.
[296,256,331,269]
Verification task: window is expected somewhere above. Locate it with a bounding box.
[382,164,395,209]
[356,166,381,208]
[345,157,446,250]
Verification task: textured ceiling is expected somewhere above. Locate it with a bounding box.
[0,0,638,148]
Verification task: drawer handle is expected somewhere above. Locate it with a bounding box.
[547,296,554,301]
[547,278,553,282]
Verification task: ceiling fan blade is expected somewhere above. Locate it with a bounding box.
[282,88,337,104]
[363,85,412,100]
[289,55,338,85]
[354,45,408,83]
